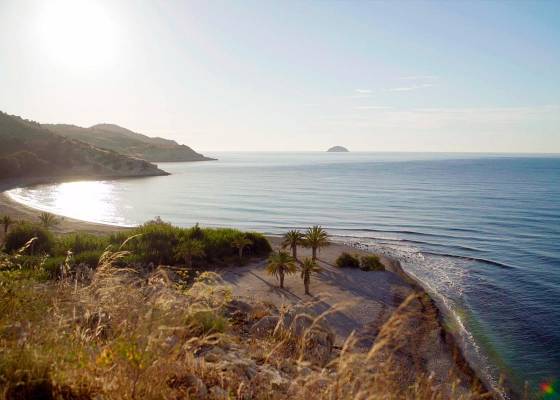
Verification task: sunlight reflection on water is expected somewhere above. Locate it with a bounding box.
[8,180,129,226]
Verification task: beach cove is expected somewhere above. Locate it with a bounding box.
[0,166,509,398]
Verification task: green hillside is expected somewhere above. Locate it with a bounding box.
[0,111,168,180]
[44,123,215,162]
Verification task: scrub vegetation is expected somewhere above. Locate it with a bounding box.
[2,218,271,277]
[0,239,493,399]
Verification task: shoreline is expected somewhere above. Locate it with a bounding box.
[0,177,497,397]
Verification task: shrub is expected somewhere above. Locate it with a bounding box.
[4,223,54,255]
[128,221,182,264]
[187,223,204,240]
[11,255,45,270]
[42,256,65,278]
[73,250,103,267]
[53,233,110,257]
[87,222,272,267]
[335,252,360,269]
[108,231,130,247]
[200,228,242,262]
[244,232,272,257]
[360,255,385,271]
[185,310,228,335]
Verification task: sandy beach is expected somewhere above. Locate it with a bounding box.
[221,237,414,346]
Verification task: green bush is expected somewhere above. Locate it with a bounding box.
[186,223,204,240]
[244,232,272,257]
[108,231,130,247]
[360,255,385,271]
[42,251,102,279]
[53,233,110,257]
[73,250,103,267]
[12,255,45,270]
[42,256,65,278]
[335,252,360,269]
[200,228,243,262]
[48,221,273,267]
[4,223,54,255]
[185,310,228,335]
[127,221,182,264]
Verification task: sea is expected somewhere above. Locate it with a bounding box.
[7,152,560,397]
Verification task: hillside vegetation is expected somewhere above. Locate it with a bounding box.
[0,112,168,180]
[44,123,215,162]
[3,219,271,276]
[0,227,492,399]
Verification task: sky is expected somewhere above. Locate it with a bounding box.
[0,0,559,153]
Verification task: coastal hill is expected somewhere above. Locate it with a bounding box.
[44,123,215,163]
[0,111,168,180]
[327,146,349,152]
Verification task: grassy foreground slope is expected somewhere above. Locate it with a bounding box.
[0,112,168,180]
[44,123,215,162]
[0,219,493,399]
[0,249,490,400]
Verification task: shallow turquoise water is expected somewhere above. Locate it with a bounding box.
[8,152,560,397]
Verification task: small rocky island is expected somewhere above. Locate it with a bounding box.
[327,146,349,152]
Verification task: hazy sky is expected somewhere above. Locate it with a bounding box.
[1,0,559,152]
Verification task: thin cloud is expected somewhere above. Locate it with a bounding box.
[389,83,433,92]
[399,75,438,81]
[354,89,372,94]
[355,105,392,110]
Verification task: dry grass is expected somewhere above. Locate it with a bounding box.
[0,241,498,399]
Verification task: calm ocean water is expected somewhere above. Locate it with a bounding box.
[8,152,560,396]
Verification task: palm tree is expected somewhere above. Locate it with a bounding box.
[175,238,205,267]
[38,212,60,230]
[282,229,304,259]
[300,258,321,295]
[266,251,297,289]
[304,225,329,261]
[1,215,13,235]
[231,235,252,258]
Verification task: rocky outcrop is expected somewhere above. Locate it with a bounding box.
[327,146,349,152]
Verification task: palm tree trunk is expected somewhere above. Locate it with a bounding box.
[292,245,297,260]
[239,247,243,258]
[312,247,317,261]
[280,271,285,288]
[304,279,310,295]
[187,255,192,268]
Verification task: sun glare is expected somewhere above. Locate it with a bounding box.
[51,181,119,223]
[35,0,119,70]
